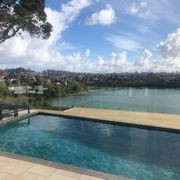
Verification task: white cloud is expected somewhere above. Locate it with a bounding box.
[126,0,180,24]
[61,0,91,23]
[105,34,143,52]
[50,29,179,73]
[130,3,139,14]
[86,4,116,25]
[46,0,91,42]
[0,0,92,70]
[134,49,152,72]
[1,27,180,73]
[157,29,180,58]
[140,2,148,8]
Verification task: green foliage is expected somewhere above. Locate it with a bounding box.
[0,0,52,43]
[0,84,9,96]
[28,96,50,108]
[13,94,28,105]
[0,84,11,102]
[43,82,88,98]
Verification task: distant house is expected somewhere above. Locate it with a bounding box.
[9,86,47,95]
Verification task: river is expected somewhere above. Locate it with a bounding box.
[50,88,180,114]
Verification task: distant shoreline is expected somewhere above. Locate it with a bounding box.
[51,86,180,99]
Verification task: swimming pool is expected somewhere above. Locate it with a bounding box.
[0,114,179,179]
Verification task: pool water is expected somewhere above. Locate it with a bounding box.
[0,115,180,179]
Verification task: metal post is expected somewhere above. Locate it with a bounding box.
[57,82,61,111]
[0,110,2,120]
[26,85,29,108]
[155,88,157,113]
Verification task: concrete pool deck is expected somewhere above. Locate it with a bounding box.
[0,154,119,180]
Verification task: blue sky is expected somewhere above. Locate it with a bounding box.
[45,0,179,60]
[0,0,179,72]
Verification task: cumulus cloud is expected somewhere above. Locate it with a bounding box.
[0,27,180,73]
[76,29,180,73]
[134,49,152,72]
[157,29,180,58]
[86,4,116,25]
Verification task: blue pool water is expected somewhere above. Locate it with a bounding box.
[0,115,180,179]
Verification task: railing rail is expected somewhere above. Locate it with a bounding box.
[0,104,30,120]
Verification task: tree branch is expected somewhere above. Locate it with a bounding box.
[0,25,20,43]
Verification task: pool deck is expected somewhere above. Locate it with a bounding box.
[0,154,120,180]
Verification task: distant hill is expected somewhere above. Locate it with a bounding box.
[5,67,35,74]
[3,67,180,88]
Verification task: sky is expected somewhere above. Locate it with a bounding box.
[0,0,180,73]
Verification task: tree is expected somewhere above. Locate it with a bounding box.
[0,0,52,43]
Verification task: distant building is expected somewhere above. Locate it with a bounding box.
[9,86,47,95]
